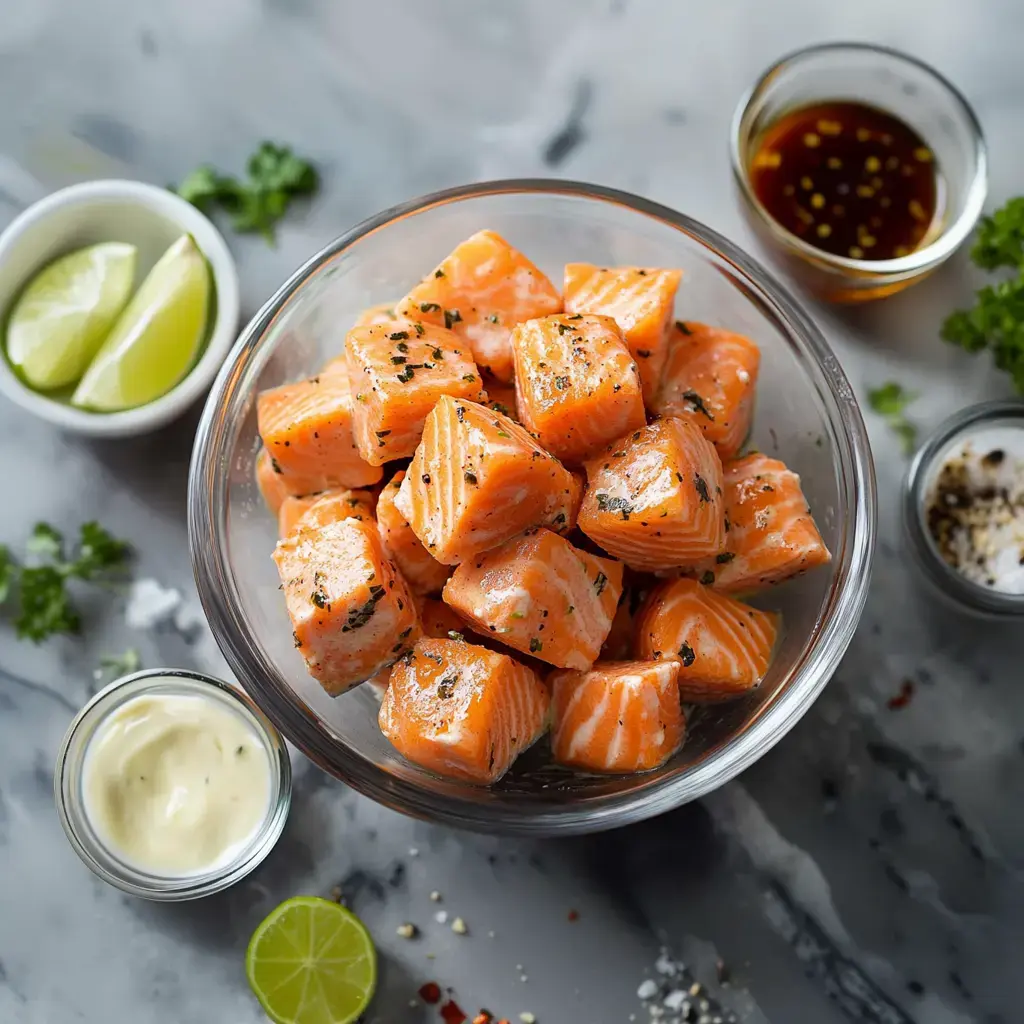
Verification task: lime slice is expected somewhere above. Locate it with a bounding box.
[246,897,377,1024]
[71,234,210,411]
[5,242,137,390]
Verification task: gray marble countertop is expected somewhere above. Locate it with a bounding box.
[1,2,1021,1022]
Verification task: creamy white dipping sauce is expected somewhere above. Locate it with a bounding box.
[82,692,271,876]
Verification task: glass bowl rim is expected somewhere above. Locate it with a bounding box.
[188,177,877,835]
[729,40,988,276]
[903,398,1024,617]
[54,667,292,900]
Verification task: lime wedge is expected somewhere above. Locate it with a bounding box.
[246,897,377,1024]
[71,234,210,411]
[5,242,137,390]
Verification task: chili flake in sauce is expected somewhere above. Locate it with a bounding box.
[748,101,939,260]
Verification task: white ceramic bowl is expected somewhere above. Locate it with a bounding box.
[0,180,240,437]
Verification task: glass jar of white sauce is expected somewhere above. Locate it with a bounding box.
[903,400,1024,618]
[55,669,291,900]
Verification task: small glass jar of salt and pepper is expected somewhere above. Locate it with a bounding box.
[904,401,1024,617]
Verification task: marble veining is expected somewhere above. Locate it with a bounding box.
[1,1,1022,1021]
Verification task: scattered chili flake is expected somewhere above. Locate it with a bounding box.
[887,678,916,710]
[440,1000,467,1024]
[419,981,442,1005]
[567,908,580,922]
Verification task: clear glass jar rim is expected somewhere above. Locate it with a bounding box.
[903,399,1024,617]
[54,668,292,900]
[729,40,988,276]
[188,178,877,835]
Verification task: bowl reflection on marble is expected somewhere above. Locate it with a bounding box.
[187,180,875,835]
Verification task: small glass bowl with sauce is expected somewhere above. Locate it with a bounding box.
[731,42,987,302]
[55,668,292,901]
[904,401,1024,618]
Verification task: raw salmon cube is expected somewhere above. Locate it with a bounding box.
[635,578,778,701]
[394,396,577,564]
[344,320,487,465]
[353,302,399,327]
[379,637,550,784]
[417,596,468,639]
[511,313,646,465]
[273,517,419,695]
[395,230,562,383]
[278,488,375,538]
[550,660,684,773]
[578,417,726,571]
[442,528,623,670]
[376,470,452,595]
[256,448,321,517]
[257,373,383,490]
[652,321,760,459]
[687,453,831,592]
[563,263,682,401]
[482,376,519,421]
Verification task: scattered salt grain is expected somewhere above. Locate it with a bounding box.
[430,890,443,902]
[487,930,496,939]
[451,917,468,935]
[655,951,679,977]
[663,991,686,1011]
[434,910,448,924]
[637,980,659,1000]
[396,923,418,939]
[409,847,419,857]
[519,1014,536,1024]
[520,974,529,983]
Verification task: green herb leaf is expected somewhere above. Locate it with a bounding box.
[98,648,141,678]
[970,197,1024,271]
[173,142,318,245]
[0,545,15,604]
[866,382,918,455]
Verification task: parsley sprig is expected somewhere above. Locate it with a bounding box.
[175,142,318,244]
[942,197,1024,391]
[867,382,917,455]
[0,522,131,642]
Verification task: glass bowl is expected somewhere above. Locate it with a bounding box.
[731,42,987,303]
[188,180,876,836]
[55,668,292,900]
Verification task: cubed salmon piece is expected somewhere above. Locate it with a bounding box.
[686,453,831,592]
[635,578,778,701]
[377,470,452,595]
[652,322,760,459]
[353,302,399,327]
[273,517,419,695]
[442,528,623,670]
[394,396,577,564]
[278,488,375,538]
[578,418,726,571]
[395,230,562,383]
[550,660,684,773]
[257,372,383,490]
[563,263,682,401]
[417,596,468,639]
[256,448,318,517]
[511,313,646,465]
[379,637,550,784]
[344,320,487,465]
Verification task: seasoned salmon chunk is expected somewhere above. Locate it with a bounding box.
[377,470,452,595]
[442,528,623,670]
[635,578,778,701]
[278,488,374,538]
[379,637,550,784]
[344,320,487,465]
[257,373,383,490]
[273,517,419,695]
[255,448,322,517]
[550,660,684,772]
[563,264,682,401]
[652,322,761,459]
[394,396,578,564]
[578,418,726,571]
[395,230,562,382]
[511,313,646,465]
[688,453,831,592]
